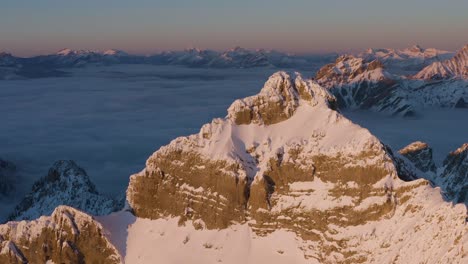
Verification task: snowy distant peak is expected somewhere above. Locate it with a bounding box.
[399,141,437,173]
[0,205,122,264]
[103,49,128,56]
[361,44,452,60]
[227,71,337,125]
[414,44,468,80]
[56,48,95,56]
[8,160,120,221]
[406,44,424,54]
[316,55,389,84]
[56,48,129,57]
[315,55,414,116]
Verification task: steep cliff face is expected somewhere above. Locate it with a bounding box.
[0,206,121,264]
[124,71,468,263]
[9,160,121,221]
[439,144,468,204]
[399,141,437,173]
[315,55,413,116]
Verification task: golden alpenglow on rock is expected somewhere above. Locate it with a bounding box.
[1,71,467,264]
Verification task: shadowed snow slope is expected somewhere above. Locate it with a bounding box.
[8,160,121,221]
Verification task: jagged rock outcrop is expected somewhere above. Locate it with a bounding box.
[439,143,468,203]
[125,71,468,263]
[399,141,437,173]
[0,159,16,197]
[9,160,121,221]
[0,206,121,264]
[415,44,468,80]
[315,55,413,116]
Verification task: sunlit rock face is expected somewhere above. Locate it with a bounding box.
[0,206,121,264]
[126,72,468,263]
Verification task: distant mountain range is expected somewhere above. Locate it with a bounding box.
[1,44,467,115]
[316,44,468,115]
[0,47,337,72]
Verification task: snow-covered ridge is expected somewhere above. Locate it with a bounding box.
[358,44,454,75]
[315,55,413,116]
[399,141,437,173]
[415,44,468,80]
[8,160,121,221]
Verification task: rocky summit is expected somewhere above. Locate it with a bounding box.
[126,71,468,263]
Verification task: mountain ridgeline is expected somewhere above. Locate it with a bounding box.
[0,60,467,262]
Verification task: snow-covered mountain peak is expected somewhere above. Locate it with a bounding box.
[55,48,93,56]
[103,49,128,56]
[227,71,337,126]
[8,160,120,221]
[316,55,388,84]
[406,44,424,53]
[450,143,468,156]
[414,44,467,80]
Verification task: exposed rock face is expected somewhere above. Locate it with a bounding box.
[0,206,121,264]
[9,160,121,221]
[415,44,468,80]
[315,55,413,116]
[0,159,16,197]
[228,71,337,125]
[440,144,468,203]
[127,71,461,262]
[399,141,437,173]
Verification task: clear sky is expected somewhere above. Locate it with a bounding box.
[1,0,467,56]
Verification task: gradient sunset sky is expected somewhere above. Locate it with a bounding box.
[1,0,467,56]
